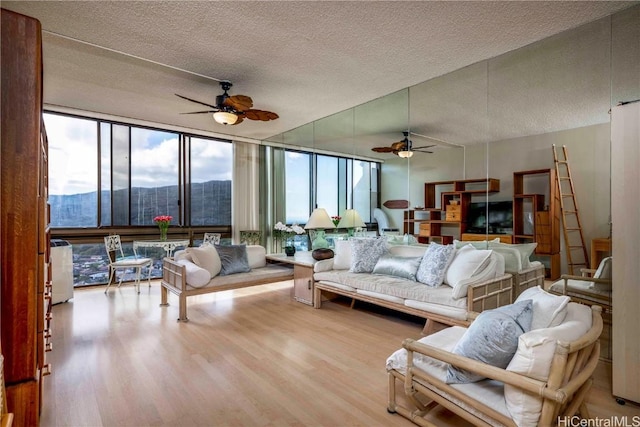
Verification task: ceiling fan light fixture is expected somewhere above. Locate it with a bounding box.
[213,111,238,125]
[397,150,414,158]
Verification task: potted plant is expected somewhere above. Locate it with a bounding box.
[274,221,306,256]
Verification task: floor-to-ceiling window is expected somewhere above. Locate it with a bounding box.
[44,112,233,286]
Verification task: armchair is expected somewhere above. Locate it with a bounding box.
[549,257,612,311]
[387,302,603,427]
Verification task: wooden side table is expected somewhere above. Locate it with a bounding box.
[590,238,611,269]
[265,252,316,305]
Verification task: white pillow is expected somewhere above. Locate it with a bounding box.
[515,286,570,330]
[505,302,592,425]
[332,240,352,270]
[490,242,537,269]
[444,244,492,288]
[176,259,210,288]
[187,245,222,278]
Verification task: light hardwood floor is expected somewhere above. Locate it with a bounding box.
[42,281,639,426]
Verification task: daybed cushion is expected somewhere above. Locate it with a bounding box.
[349,237,388,273]
[187,245,222,278]
[372,254,422,281]
[416,243,456,287]
[515,286,569,330]
[246,245,267,268]
[176,259,211,288]
[215,244,251,276]
[446,300,533,384]
[504,302,592,426]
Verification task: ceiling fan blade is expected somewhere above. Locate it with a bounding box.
[180,110,216,114]
[224,94,253,111]
[242,109,279,121]
[412,145,436,150]
[391,141,407,151]
[372,146,395,153]
[175,93,219,110]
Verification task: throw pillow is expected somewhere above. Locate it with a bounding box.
[489,242,537,269]
[372,254,422,281]
[349,237,388,273]
[453,238,500,250]
[416,243,456,287]
[332,240,352,270]
[187,245,222,278]
[446,299,533,384]
[515,286,570,330]
[591,256,612,291]
[215,244,251,276]
[444,244,492,287]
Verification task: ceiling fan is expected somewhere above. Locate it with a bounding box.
[371,131,435,158]
[176,81,279,125]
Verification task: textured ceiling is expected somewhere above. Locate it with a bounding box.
[2,1,636,154]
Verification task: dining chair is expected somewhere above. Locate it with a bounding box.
[202,232,221,246]
[103,235,152,293]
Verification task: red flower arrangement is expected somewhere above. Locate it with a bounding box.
[154,215,173,240]
[331,215,341,227]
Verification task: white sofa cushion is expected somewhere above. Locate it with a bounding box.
[416,243,456,287]
[187,245,222,278]
[489,242,537,269]
[246,245,267,268]
[515,286,570,330]
[504,302,592,426]
[176,259,211,288]
[445,245,492,288]
[389,244,428,258]
[332,240,352,270]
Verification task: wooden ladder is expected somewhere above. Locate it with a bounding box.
[552,145,589,274]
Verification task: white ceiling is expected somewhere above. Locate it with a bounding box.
[2,1,636,150]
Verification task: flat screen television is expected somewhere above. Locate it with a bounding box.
[466,201,513,234]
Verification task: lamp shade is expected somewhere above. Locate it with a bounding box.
[213,111,238,125]
[304,208,336,230]
[336,209,365,229]
[397,150,414,158]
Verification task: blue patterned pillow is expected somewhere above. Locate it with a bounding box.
[349,238,388,273]
[372,254,422,281]
[446,299,533,384]
[416,243,456,287]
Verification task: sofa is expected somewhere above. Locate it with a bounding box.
[161,244,293,321]
[312,238,514,333]
[454,239,546,299]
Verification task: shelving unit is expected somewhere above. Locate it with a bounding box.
[512,169,560,279]
[404,178,500,244]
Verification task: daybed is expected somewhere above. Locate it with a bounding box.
[313,239,514,333]
[161,244,293,321]
[386,287,603,427]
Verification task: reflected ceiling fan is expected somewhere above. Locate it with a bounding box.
[371,131,435,158]
[176,81,278,125]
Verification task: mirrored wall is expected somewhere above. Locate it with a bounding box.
[264,5,639,287]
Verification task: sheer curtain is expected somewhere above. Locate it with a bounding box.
[232,141,260,243]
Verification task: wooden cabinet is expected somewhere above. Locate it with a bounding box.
[1,9,50,425]
[293,264,314,306]
[512,169,560,278]
[404,178,500,243]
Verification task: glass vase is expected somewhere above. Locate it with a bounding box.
[160,227,168,241]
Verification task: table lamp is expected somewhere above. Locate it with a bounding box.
[304,208,336,250]
[337,209,366,237]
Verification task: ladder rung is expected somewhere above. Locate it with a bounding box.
[564,210,577,214]
[559,177,571,180]
[565,228,582,231]
[556,160,569,164]
[561,194,575,197]
[568,245,585,249]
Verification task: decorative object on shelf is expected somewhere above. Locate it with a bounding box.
[273,221,305,254]
[304,208,337,250]
[383,199,409,209]
[153,215,173,241]
[331,215,341,227]
[312,248,334,261]
[239,230,261,245]
[337,209,366,237]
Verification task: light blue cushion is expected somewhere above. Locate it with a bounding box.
[416,243,456,287]
[215,244,251,276]
[446,299,533,384]
[372,254,422,281]
[349,238,388,273]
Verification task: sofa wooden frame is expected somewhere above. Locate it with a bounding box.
[387,305,603,427]
[160,257,294,322]
[314,274,514,333]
